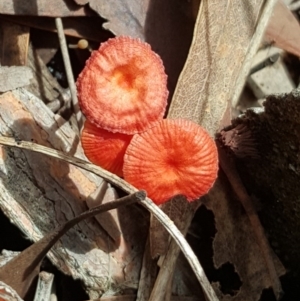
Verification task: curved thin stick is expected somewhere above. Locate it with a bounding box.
[0,136,219,301]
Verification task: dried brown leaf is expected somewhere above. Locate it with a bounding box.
[168,0,264,135]
[0,15,113,42]
[0,0,93,16]
[150,196,198,258]
[228,92,300,274]
[264,1,300,57]
[204,180,285,301]
[88,0,147,40]
[172,251,206,301]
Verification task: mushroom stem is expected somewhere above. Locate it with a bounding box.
[68,39,89,50]
[219,123,259,158]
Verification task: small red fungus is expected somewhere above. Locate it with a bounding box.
[123,119,218,205]
[81,120,132,177]
[77,36,168,134]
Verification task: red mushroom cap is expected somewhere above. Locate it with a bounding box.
[81,120,132,177]
[76,36,168,134]
[123,119,218,205]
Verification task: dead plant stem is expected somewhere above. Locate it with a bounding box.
[55,18,83,130]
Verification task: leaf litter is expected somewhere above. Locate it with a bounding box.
[0,0,300,300]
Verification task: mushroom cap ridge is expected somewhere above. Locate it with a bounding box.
[77,36,169,134]
[81,120,132,177]
[123,119,219,205]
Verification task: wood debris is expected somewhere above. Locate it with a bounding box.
[0,66,33,92]
[0,0,300,300]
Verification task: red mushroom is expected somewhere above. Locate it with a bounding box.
[76,36,168,134]
[81,120,132,177]
[123,119,218,205]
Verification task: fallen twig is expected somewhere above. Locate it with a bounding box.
[55,17,83,130]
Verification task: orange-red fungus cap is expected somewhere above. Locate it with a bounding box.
[81,120,132,177]
[123,119,218,205]
[77,36,168,134]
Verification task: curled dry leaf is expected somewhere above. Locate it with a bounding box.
[88,0,148,39]
[168,0,268,135]
[0,0,93,16]
[264,0,300,57]
[204,179,285,301]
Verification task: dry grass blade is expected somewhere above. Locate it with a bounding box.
[0,136,219,301]
[0,191,146,299]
